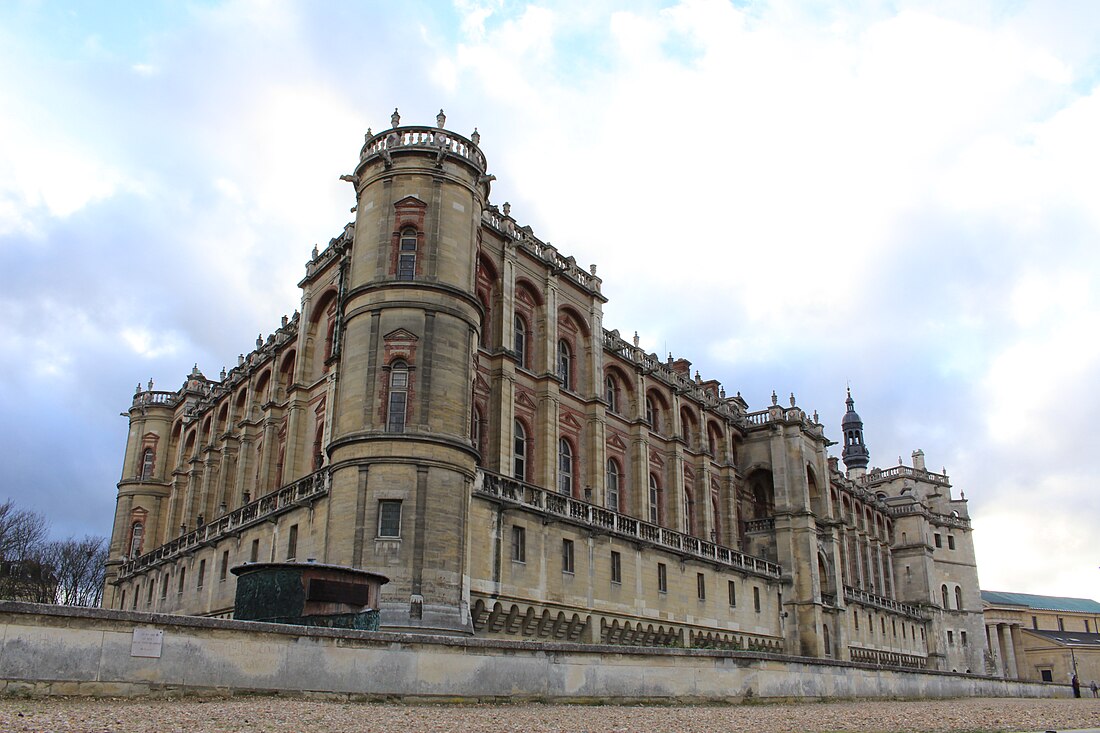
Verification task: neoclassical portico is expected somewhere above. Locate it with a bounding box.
[985,618,1025,678]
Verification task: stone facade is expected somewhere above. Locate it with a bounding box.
[104,111,987,673]
[982,590,1100,686]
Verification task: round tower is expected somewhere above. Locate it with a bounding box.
[324,109,490,633]
[841,387,870,478]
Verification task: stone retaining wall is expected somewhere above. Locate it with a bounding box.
[0,602,1066,701]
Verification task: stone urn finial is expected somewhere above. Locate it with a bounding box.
[502,201,511,217]
[789,392,796,407]
[471,127,480,145]
[633,331,639,347]
[437,109,446,128]
[391,108,401,128]
[771,390,778,406]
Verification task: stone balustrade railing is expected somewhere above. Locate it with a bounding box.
[116,469,330,579]
[476,470,783,580]
[131,390,179,408]
[863,464,950,488]
[886,503,971,529]
[744,517,775,534]
[363,126,486,171]
[848,646,927,669]
[844,585,926,620]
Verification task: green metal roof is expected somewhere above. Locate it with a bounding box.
[981,590,1100,613]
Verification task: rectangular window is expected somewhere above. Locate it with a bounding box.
[161,573,169,600]
[287,524,299,559]
[511,525,526,563]
[387,390,407,432]
[753,586,761,613]
[197,559,206,590]
[934,533,942,548]
[961,630,968,646]
[854,612,859,631]
[657,563,667,594]
[562,539,574,574]
[1032,615,1038,629]
[378,500,402,538]
[397,253,415,280]
[1086,620,1091,633]
[120,590,126,610]
[1041,669,1054,683]
[147,582,154,606]
[728,580,736,607]
[1058,617,1065,631]
[177,567,186,594]
[250,539,260,563]
[696,572,706,601]
[610,551,621,584]
[220,551,229,581]
[947,630,954,645]
[947,535,955,550]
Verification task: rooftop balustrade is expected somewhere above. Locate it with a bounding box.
[363,125,486,172]
[475,469,783,580]
[863,464,950,488]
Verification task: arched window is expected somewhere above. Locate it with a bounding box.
[954,585,963,611]
[606,459,621,512]
[129,522,144,558]
[513,420,527,480]
[557,339,572,390]
[558,438,573,496]
[645,397,656,427]
[648,474,660,524]
[513,314,528,368]
[140,448,155,480]
[387,361,409,432]
[941,583,950,609]
[397,227,417,280]
[605,375,617,413]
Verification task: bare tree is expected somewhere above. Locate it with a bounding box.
[0,500,108,606]
[48,535,107,607]
[0,500,52,602]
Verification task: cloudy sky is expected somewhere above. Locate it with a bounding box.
[1,0,1098,602]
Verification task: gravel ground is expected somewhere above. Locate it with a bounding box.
[0,697,1098,733]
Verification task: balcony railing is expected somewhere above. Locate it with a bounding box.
[363,125,486,172]
[886,503,971,529]
[844,585,925,620]
[476,470,783,579]
[116,468,330,579]
[849,646,927,669]
[863,465,950,488]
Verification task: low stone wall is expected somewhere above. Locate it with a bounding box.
[0,602,1065,701]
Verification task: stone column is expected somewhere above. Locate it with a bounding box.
[999,623,1018,678]
[986,624,1004,677]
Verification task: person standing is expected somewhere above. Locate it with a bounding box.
[1071,674,1081,698]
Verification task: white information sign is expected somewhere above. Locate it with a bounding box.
[130,628,164,658]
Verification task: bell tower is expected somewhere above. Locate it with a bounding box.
[324,109,490,633]
[841,388,870,478]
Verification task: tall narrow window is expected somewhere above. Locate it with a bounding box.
[387,361,409,432]
[606,459,621,512]
[129,522,144,558]
[513,314,527,368]
[513,420,527,480]
[161,573,169,600]
[397,227,417,280]
[648,474,660,524]
[378,500,402,538]
[753,586,761,613]
[250,539,260,563]
[197,559,206,590]
[287,524,299,560]
[511,525,526,563]
[140,448,155,480]
[657,563,667,593]
[947,535,956,550]
[683,490,695,536]
[610,550,622,584]
[562,539,574,574]
[558,438,573,496]
[941,584,950,609]
[728,580,737,607]
[605,375,617,412]
[132,586,139,609]
[219,551,229,581]
[645,397,656,427]
[557,339,572,390]
[954,585,963,611]
[696,572,706,600]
